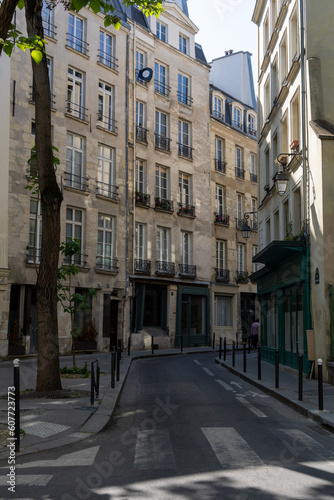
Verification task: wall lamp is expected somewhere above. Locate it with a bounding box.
[275,143,302,196]
[241,211,257,239]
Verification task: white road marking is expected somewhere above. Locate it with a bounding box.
[21,421,70,438]
[18,446,100,469]
[215,379,234,391]
[134,430,176,469]
[230,382,243,389]
[202,367,214,376]
[0,475,53,486]
[236,397,268,418]
[202,427,263,468]
[275,429,334,460]
[193,360,202,366]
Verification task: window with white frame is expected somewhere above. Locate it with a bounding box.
[97,144,116,199]
[154,62,169,96]
[179,34,188,54]
[213,95,223,120]
[66,132,85,190]
[155,110,169,150]
[157,226,170,262]
[156,21,167,42]
[29,198,42,263]
[42,1,55,38]
[233,106,242,129]
[237,244,245,272]
[136,159,146,194]
[216,239,226,270]
[136,50,146,83]
[248,113,256,135]
[291,90,300,144]
[97,214,116,271]
[251,198,257,230]
[290,6,299,63]
[179,172,191,206]
[235,146,244,177]
[216,184,225,215]
[68,13,87,54]
[250,153,257,182]
[155,165,169,199]
[253,246,259,273]
[280,31,288,85]
[67,67,85,120]
[99,31,117,70]
[136,101,147,142]
[178,120,192,158]
[215,137,225,172]
[178,73,191,106]
[66,207,84,265]
[216,296,232,326]
[98,81,115,133]
[135,222,147,261]
[237,193,243,225]
[181,231,192,265]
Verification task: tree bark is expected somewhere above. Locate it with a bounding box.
[0,0,20,57]
[25,0,63,391]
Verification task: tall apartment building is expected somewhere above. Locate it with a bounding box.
[252,0,334,383]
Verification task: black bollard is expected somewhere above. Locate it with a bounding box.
[298,354,303,401]
[232,341,235,367]
[91,361,95,406]
[96,360,100,398]
[258,346,261,380]
[111,348,116,388]
[243,343,247,372]
[224,337,226,361]
[13,359,20,453]
[116,348,120,382]
[318,359,323,410]
[219,337,222,360]
[275,349,279,388]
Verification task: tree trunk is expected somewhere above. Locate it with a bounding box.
[0,0,20,57]
[25,0,63,391]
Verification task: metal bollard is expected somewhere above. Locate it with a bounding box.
[128,336,131,356]
[318,358,323,410]
[111,348,116,388]
[258,346,261,380]
[298,354,303,401]
[212,332,216,350]
[219,337,222,360]
[243,343,247,372]
[13,359,20,453]
[275,349,279,389]
[223,337,227,361]
[91,361,95,406]
[96,360,100,398]
[232,341,235,367]
[116,347,120,382]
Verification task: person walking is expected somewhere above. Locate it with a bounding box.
[251,318,260,349]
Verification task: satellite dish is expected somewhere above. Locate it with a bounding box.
[137,67,153,82]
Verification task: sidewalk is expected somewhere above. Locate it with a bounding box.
[0,346,334,460]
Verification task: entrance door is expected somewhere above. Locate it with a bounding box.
[181,294,207,346]
[283,286,303,368]
[143,287,162,326]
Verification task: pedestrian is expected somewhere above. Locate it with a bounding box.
[251,318,259,349]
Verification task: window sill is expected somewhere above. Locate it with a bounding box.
[95,267,119,276]
[65,44,89,60]
[63,185,90,196]
[65,112,89,125]
[97,60,119,76]
[96,124,118,136]
[96,194,119,204]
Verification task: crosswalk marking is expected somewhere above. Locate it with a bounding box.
[236,397,268,418]
[18,446,100,469]
[202,367,214,376]
[0,475,53,486]
[215,379,234,391]
[134,430,176,469]
[274,429,334,460]
[202,427,263,468]
[193,360,202,366]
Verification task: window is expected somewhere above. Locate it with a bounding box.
[68,13,87,55]
[251,198,257,230]
[250,153,257,182]
[290,7,299,63]
[248,114,256,135]
[66,132,85,190]
[66,207,84,265]
[271,59,279,103]
[253,246,259,273]
[154,62,169,97]
[97,144,116,199]
[98,81,116,133]
[291,90,300,144]
[157,226,170,262]
[216,296,232,327]
[97,214,116,271]
[179,34,188,54]
[99,31,117,70]
[237,244,245,272]
[233,106,242,129]
[178,73,191,106]
[216,184,225,215]
[155,165,169,199]
[263,11,269,53]
[155,110,169,150]
[216,240,226,270]
[136,159,147,194]
[136,101,147,142]
[179,172,191,205]
[136,50,146,83]
[156,21,167,42]
[215,137,225,172]
[280,32,288,85]
[42,1,55,38]
[235,146,244,178]
[28,199,42,263]
[281,112,289,153]
[67,68,85,120]
[178,120,192,159]
[265,148,270,187]
[264,77,270,118]
[237,193,243,226]
[135,223,146,261]
[181,231,192,265]
[213,96,223,120]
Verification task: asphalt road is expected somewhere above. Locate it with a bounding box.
[2,353,334,499]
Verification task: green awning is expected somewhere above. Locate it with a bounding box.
[252,239,306,266]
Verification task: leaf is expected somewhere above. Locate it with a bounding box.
[17,0,25,9]
[72,0,88,11]
[31,50,43,64]
[89,0,101,14]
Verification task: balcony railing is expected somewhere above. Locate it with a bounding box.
[236,271,249,283]
[177,91,193,106]
[42,18,57,38]
[97,112,117,133]
[155,197,173,212]
[179,264,196,278]
[64,171,89,192]
[65,253,87,267]
[154,80,171,97]
[96,257,118,272]
[27,246,41,264]
[66,33,89,55]
[178,143,193,159]
[251,220,258,231]
[212,110,224,121]
[155,134,171,151]
[66,100,87,121]
[215,213,230,226]
[216,268,230,282]
[248,127,257,138]
[177,203,195,217]
[136,125,148,143]
[134,259,151,275]
[235,167,245,179]
[135,192,150,207]
[215,159,226,173]
[233,120,243,131]
[250,172,258,183]
[98,49,118,71]
[155,261,175,276]
[96,181,118,200]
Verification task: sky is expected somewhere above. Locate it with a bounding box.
[187,0,258,77]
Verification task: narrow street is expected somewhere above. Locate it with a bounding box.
[3,353,334,499]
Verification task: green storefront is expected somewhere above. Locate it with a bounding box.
[250,240,311,373]
[175,286,210,347]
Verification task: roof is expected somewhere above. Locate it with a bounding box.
[195,43,207,64]
[209,84,256,113]
[310,120,334,140]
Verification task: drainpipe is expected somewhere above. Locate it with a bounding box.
[124,31,130,345]
[132,23,136,288]
[300,0,308,233]
[330,284,334,361]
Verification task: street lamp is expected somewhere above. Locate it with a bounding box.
[274,148,302,196]
[241,211,257,239]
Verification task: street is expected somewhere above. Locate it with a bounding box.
[1,353,334,499]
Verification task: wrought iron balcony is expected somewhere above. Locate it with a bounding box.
[179,264,196,279]
[136,125,148,143]
[212,110,224,121]
[96,181,118,200]
[155,261,175,276]
[27,246,41,264]
[64,253,87,267]
[135,191,150,207]
[66,100,87,121]
[216,268,230,282]
[154,80,171,97]
[98,50,118,71]
[235,167,245,179]
[64,172,89,192]
[96,257,118,273]
[251,220,258,231]
[248,127,257,138]
[177,203,195,217]
[155,134,171,151]
[42,18,57,38]
[66,33,89,55]
[97,112,117,133]
[177,91,193,106]
[155,197,173,212]
[134,259,151,275]
[236,271,249,283]
[215,159,226,173]
[233,120,243,131]
[215,213,230,226]
[250,172,258,183]
[178,143,193,159]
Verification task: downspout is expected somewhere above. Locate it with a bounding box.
[123,31,130,345]
[132,23,136,295]
[330,284,334,361]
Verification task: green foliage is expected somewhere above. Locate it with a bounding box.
[0,24,46,60]
[25,146,59,194]
[60,361,89,375]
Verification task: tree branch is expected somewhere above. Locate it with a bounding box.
[0,0,20,56]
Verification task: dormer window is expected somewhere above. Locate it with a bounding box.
[156,21,167,43]
[248,113,256,136]
[232,105,244,131]
[213,95,224,120]
[179,34,188,54]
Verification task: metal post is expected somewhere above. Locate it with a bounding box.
[232,341,235,367]
[318,358,323,410]
[243,343,246,372]
[128,336,131,356]
[258,346,261,380]
[298,354,303,401]
[96,360,100,398]
[116,347,120,382]
[90,361,94,406]
[117,338,122,359]
[111,349,116,388]
[151,335,154,355]
[219,337,222,360]
[275,349,279,389]
[212,332,216,350]
[13,359,20,453]
[223,337,226,361]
